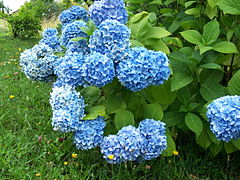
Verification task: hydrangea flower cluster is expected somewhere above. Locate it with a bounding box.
[39,28,62,52]
[61,21,89,48]
[89,0,128,26]
[50,84,85,132]
[20,44,56,82]
[55,53,86,87]
[60,5,89,27]
[74,116,106,150]
[82,52,115,87]
[116,47,171,91]
[206,95,240,142]
[89,19,130,63]
[100,119,167,164]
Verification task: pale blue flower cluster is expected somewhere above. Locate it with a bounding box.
[55,53,86,87]
[61,21,89,48]
[40,28,62,52]
[74,116,106,150]
[116,47,171,92]
[100,119,167,164]
[20,44,56,82]
[66,40,90,55]
[89,0,128,26]
[50,84,85,132]
[206,95,240,142]
[60,5,89,27]
[138,119,167,160]
[89,20,130,63]
[82,52,115,87]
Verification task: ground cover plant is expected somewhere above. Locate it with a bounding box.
[0,0,240,179]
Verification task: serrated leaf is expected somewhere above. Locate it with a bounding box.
[185,113,203,136]
[114,110,135,130]
[213,41,239,53]
[200,63,222,70]
[180,30,202,45]
[162,134,176,157]
[200,83,225,101]
[199,69,223,84]
[143,104,163,120]
[202,19,220,45]
[217,0,240,15]
[228,70,240,95]
[84,105,106,120]
[130,39,144,47]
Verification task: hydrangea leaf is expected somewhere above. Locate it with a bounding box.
[217,0,240,15]
[180,30,202,45]
[231,139,240,150]
[185,113,203,137]
[162,134,176,157]
[224,142,238,154]
[213,41,239,53]
[162,111,185,127]
[84,105,106,120]
[114,110,135,130]
[197,127,212,149]
[80,86,101,105]
[103,93,126,114]
[200,82,225,101]
[143,104,163,120]
[202,19,220,45]
[209,142,223,156]
[228,70,240,95]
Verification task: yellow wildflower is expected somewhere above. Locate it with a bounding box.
[9,95,15,99]
[63,161,68,165]
[71,153,77,158]
[35,173,41,177]
[173,150,179,156]
[108,154,114,160]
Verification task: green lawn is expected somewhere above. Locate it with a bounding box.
[0,34,239,179]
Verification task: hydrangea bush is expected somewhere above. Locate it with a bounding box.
[20,0,240,164]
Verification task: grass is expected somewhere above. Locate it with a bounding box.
[0,34,240,179]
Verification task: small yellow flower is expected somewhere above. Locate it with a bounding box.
[63,161,68,165]
[108,154,114,160]
[35,173,41,177]
[4,75,10,79]
[18,48,22,51]
[9,95,15,99]
[173,150,179,156]
[71,153,77,158]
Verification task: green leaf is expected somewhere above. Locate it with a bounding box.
[231,139,240,150]
[130,39,144,47]
[162,111,185,127]
[80,86,101,105]
[185,8,200,15]
[146,39,170,54]
[228,70,240,95]
[71,37,88,42]
[185,113,203,136]
[114,110,135,130]
[217,0,240,15]
[213,41,239,53]
[199,69,223,84]
[143,104,163,120]
[185,1,196,8]
[207,0,217,8]
[199,44,213,54]
[200,63,222,70]
[224,142,238,154]
[129,11,148,24]
[197,128,212,149]
[202,19,220,45]
[171,60,193,91]
[149,0,163,5]
[103,93,126,113]
[148,80,176,105]
[162,134,176,157]
[206,4,217,19]
[83,105,106,120]
[148,27,171,39]
[207,128,220,145]
[200,83,225,101]
[209,142,223,156]
[180,30,202,45]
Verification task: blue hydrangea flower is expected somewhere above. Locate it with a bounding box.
[61,21,89,48]
[138,119,167,160]
[66,40,90,55]
[100,135,124,164]
[60,6,89,27]
[89,19,130,63]
[89,0,128,26]
[82,52,115,87]
[116,47,171,92]
[54,53,86,87]
[117,126,145,161]
[50,84,85,132]
[74,116,106,150]
[42,28,58,37]
[40,36,62,52]
[206,95,240,142]
[20,44,57,82]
